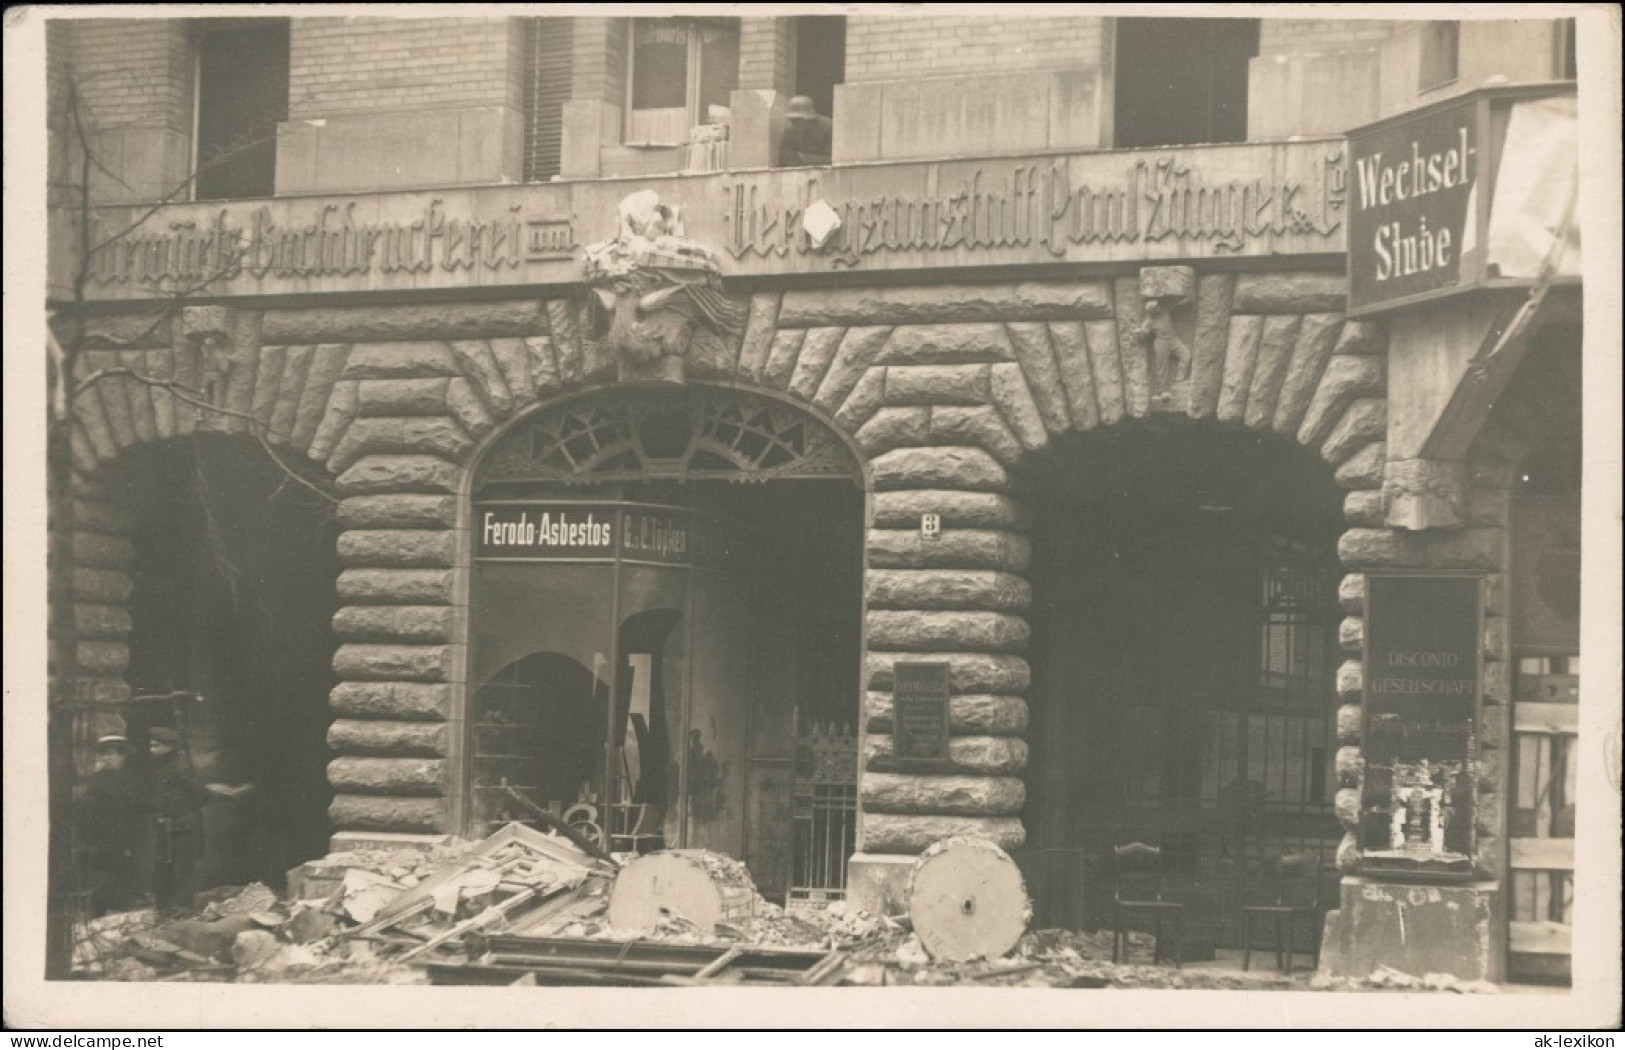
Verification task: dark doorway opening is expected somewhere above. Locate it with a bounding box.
[1114,17,1259,148]
[194,19,289,200]
[794,16,847,119]
[1023,423,1342,947]
[120,437,338,891]
[1495,325,1582,986]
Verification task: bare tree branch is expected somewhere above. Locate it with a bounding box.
[71,366,338,504]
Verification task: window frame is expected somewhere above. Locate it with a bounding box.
[624,17,739,146]
[190,17,290,202]
[1418,20,1461,94]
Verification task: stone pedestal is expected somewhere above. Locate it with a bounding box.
[287,831,457,899]
[561,99,622,178]
[844,852,918,919]
[728,89,787,169]
[328,830,456,854]
[1320,876,1503,981]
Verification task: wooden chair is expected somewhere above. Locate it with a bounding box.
[1240,851,1322,972]
[1111,842,1185,968]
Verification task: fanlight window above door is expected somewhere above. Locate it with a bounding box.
[477,388,860,486]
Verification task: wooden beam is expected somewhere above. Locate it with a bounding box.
[1513,702,1579,735]
[1510,837,1575,871]
[1509,920,1572,955]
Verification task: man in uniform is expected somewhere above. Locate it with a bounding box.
[144,726,251,911]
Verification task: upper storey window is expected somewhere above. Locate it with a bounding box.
[1114,17,1259,149]
[1419,21,1460,91]
[627,18,739,145]
[194,19,289,200]
[523,18,573,181]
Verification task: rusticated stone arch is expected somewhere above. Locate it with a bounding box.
[59,304,352,714]
[318,292,892,839]
[165,272,1395,857]
[736,272,1394,863]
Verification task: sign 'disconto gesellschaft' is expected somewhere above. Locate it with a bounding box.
[1359,574,1483,878]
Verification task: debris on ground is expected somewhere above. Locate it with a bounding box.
[65,826,1504,991]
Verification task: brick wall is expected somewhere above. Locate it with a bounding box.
[739,17,794,93]
[569,17,628,105]
[288,17,524,118]
[1258,18,1405,54]
[845,15,1104,82]
[57,19,194,134]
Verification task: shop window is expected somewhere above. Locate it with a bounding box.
[627,18,740,145]
[1114,17,1259,148]
[1419,21,1460,91]
[469,389,863,897]
[523,18,573,182]
[193,19,289,201]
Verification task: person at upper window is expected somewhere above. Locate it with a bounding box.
[779,96,832,168]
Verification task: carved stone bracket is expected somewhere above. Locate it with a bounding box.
[1135,265,1196,412]
[175,305,261,420]
[1383,457,1468,531]
[582,190,746,384]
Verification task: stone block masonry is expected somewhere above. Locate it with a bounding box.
[57,266,1398,855]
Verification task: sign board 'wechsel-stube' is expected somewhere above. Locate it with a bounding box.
[1348,98,1479,315]
[1346,83,1581,317]
[1360,574,1483,877]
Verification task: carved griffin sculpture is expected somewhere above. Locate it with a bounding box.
[584,191,746,382]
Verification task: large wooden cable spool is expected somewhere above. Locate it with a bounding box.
[907,836,1032,962]
[606,849,758,933]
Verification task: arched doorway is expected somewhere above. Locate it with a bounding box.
[1025,422,1344,948]
[98,435,339,890]
[466,386,864,902]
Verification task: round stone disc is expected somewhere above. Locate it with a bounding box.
[907,836,1031,963]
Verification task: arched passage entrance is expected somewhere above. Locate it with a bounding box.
[1024,422,1344,949]
[71,434,339,894]
[466,385,865,902]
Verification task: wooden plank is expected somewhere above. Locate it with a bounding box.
[1513,703,1579,734]
[1515,734,1540,810]
[1512,872,1535,921]
[1509,921,1572,955]
[1534,869,1552,921]
[1535,735,1553,837]
[1511,837,1575,871]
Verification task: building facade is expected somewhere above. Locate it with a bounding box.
[44,12,1588,983]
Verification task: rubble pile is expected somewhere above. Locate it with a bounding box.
[72,823,613,983]
[67,827,1505,990]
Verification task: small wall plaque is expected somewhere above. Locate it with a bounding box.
[892,661,952,764]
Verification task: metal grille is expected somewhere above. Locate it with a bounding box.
[478,388,860,488]
[789,722,857,904]
[1258,538,1334,695]
[1069,533,1340,948]
[522,19,572,183]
